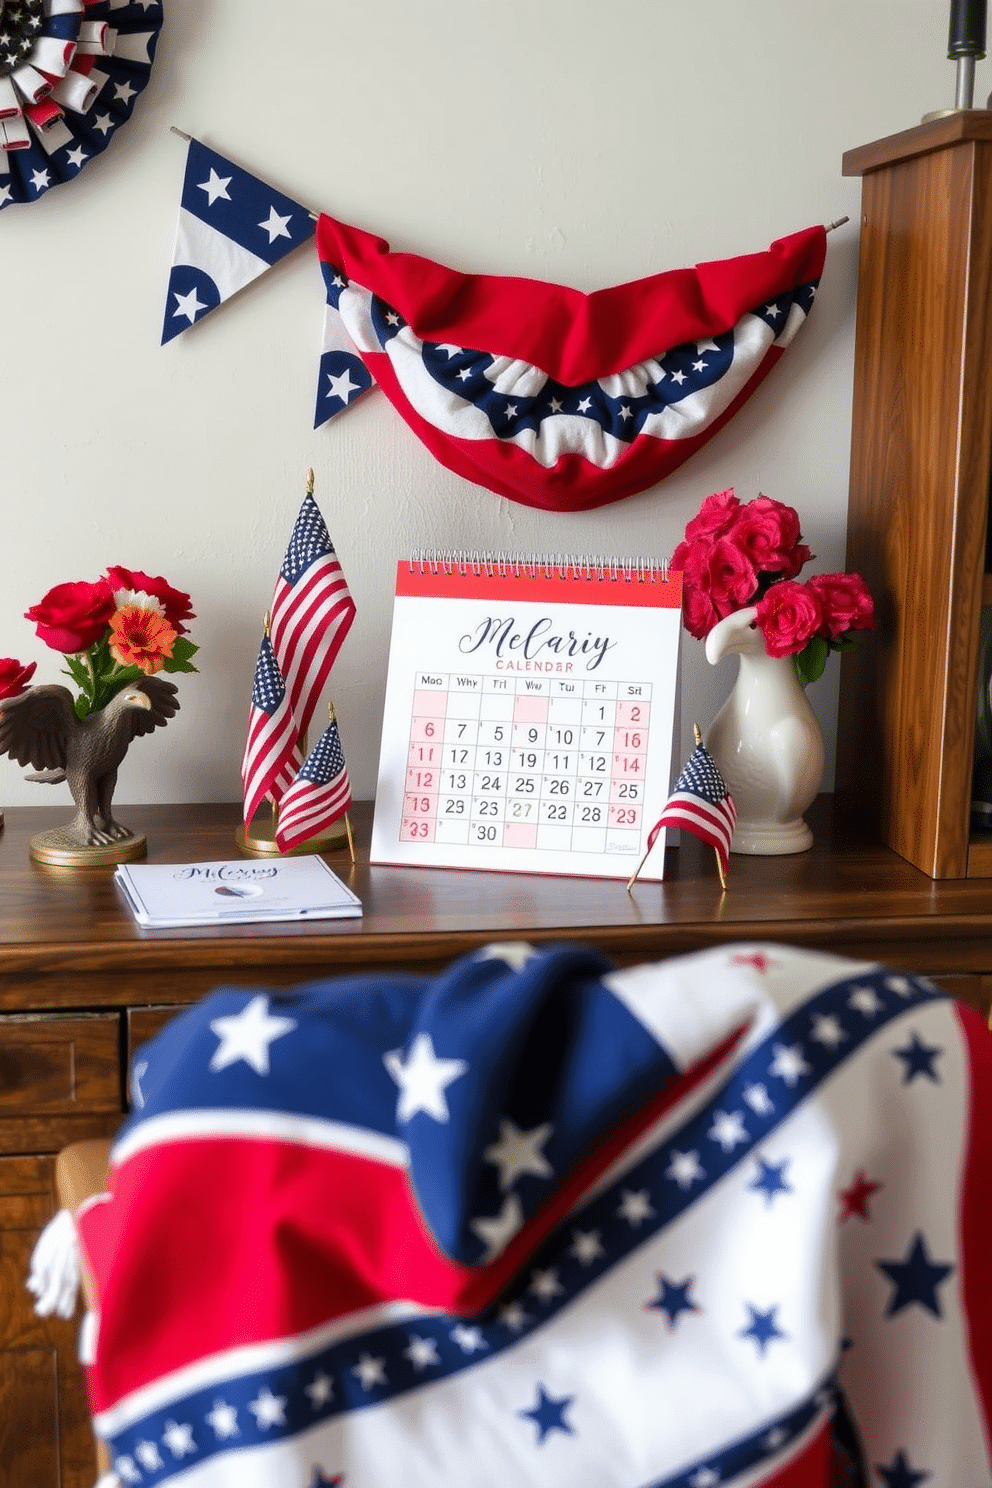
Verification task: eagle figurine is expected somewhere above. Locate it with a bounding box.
[0,678,179,847]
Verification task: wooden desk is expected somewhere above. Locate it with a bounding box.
[4,797,992,1487]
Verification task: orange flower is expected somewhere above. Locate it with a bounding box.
[109,605,178,675]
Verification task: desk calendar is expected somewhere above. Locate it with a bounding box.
[370,556,681,880]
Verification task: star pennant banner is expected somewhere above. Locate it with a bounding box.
[313,291,375,429]
[74,941,992,1487]
[161,137,316,345]
[159,136,830,507]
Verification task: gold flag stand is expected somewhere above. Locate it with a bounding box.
[238,701,355,861]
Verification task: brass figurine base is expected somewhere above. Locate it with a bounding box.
[236,813,348,858]
[29,827,147,868]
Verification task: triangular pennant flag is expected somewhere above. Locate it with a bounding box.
[313,258,376,428]
[162,138,315,345]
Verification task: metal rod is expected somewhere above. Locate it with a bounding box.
[956,54,977,108]
[825,216,850,233]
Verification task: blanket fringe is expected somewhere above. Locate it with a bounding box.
[26,1207,80,1319]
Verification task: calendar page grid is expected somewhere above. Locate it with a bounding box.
[403,674,650,856]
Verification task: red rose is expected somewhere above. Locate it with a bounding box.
[733,496,809,577]
[683,487,741,544]
[674,536,758,639]
[0,657,37,699]
[754,580,824,658]
[104,566,196,634]
[704,536,759,613]
[807,572,875,638]
[25,578,115,654]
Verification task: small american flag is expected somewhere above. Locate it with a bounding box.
[651,742,737,875]
[275,717,352,853]
[269,492,356,737]
[241,636,302,830]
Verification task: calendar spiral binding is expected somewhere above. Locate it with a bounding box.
[407,549,670,583]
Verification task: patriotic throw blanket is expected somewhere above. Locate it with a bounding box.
[315,218,826,511]
[75,942,992,1488]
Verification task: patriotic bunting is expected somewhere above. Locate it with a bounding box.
[73,941,992,1487]
[274,716,352,853]
[156,136,831,509]
[0,0,162,211]
[313,215,827,512]
[161,138,316,345]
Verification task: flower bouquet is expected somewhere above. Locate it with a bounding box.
[673,490,875,855]
[672,488,875,683]
[0,568,197,864]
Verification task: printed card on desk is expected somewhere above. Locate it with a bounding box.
[371,554,681,880]
[115,856,361,928]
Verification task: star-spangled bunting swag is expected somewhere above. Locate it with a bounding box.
[162,138,316,345]
[66,941,992,1487]
[312,215,827,512]
[650,741,737,876]
[274,715,351,853]
[0,0,162,211]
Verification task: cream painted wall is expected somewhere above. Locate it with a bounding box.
[0,1,974,809]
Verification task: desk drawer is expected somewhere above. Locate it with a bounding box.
[0,1014,122,1115]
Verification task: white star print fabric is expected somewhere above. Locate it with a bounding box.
[161,138,315,345]
[73,942,992,1488]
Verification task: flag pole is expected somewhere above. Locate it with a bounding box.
[686,722,728,891]
[625,844,651,893]
[329,701,356,864]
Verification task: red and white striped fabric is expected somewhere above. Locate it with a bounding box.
[240,636,302,831]
[274,717,352,853]
[268,494,356,738]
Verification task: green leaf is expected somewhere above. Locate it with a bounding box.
[62,654,90,690]
[162,636,199,674]
[795,635,829,686]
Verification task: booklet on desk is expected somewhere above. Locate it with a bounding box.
[115,856,362,928]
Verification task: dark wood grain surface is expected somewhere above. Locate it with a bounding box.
[838,119,992,877]
[3,799,992,1013]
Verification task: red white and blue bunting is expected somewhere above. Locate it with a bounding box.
[0,0,161,210]
[161,137,827,513]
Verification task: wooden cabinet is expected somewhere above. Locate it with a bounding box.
[837,114,992,878]
[5,797,992,1483]
[0,1154,115,1488]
